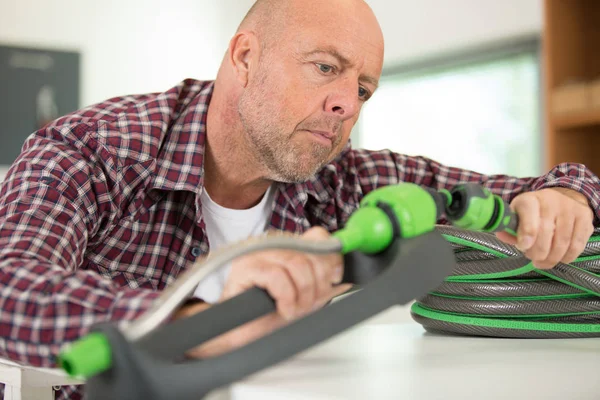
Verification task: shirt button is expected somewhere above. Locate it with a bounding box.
[191,247,202,257]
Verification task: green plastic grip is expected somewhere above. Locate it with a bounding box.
[333,183,438,254]
[59,332,112,378]
[332,206,394,254]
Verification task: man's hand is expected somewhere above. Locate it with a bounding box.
[174,226,351,358]
[496,188,594,269]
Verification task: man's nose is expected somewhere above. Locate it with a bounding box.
[323,79,360,120]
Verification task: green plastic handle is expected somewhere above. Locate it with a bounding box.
[59,332,112,378]
[333,183,438,254]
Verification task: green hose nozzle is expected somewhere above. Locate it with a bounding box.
[59,332,112,378]
[445,183,518,235]
[333,183,438,254]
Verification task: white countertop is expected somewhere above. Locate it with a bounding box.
[225,306,600,400]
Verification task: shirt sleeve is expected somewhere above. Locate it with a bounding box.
[0,126,161,368]
[348,149,600,227]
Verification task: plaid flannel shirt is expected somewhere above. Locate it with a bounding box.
[1,79,600,399]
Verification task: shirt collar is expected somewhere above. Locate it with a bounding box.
[150,80,213,195]
[150,79,341,217]
[277,145,353,208]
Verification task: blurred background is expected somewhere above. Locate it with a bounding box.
[0,0,597,181]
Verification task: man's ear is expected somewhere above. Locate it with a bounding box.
[228,31,260,87]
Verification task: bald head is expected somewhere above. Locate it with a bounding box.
[236,0,285,49]
[237,0,383,54]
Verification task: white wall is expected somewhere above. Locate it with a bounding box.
[0,0,544,104]
[0,0,542,180]
[0,0,243,179]
[370,0,542,67]
[0,0,232,107]
[215,0,543,67]
[0,0,543,109]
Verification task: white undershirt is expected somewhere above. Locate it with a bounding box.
[193,186,275,303]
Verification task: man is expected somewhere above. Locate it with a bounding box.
[1,0,598,398]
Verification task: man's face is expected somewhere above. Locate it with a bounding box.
[238,2,384,183]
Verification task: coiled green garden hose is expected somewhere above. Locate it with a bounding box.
[412,225,600,338]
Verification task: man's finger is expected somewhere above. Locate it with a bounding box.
[301,226,344,289]
[306,253,338,301]
[511,194,540,251]
[526,217,555,268]
[562,214,594,264]
[254,264,298,320]
[541,213,574,268]
[281,255,317,315]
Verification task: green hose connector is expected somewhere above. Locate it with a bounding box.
[59,332,112,378]
[333,183,438,254]
[445,183,518,235]
[446,184,496,230]
[333,207,394,254]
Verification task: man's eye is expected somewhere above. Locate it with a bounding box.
[316,63,334,74]
[358,86,370,100]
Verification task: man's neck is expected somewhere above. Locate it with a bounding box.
[204,86,272,210]
[203,148,272,209]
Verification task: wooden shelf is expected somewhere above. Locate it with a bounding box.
[553,109,600,130]
[544,0,600,175]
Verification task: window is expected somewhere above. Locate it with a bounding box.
[357,39,541,177]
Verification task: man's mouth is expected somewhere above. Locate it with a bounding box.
[307,130,334,146]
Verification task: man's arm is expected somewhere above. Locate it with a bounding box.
[347,149,600,226]
[0,128,160,368]
[340,149,597,269]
